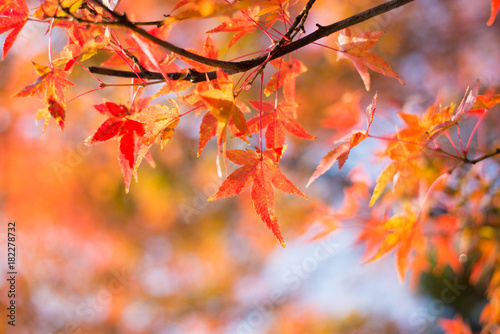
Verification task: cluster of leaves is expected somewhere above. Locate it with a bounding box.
[2,0,500,331]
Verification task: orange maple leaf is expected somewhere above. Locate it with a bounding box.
[307,93,377,187]
[337,28,403,91]
[198,73,250,156]
[129,100,180,172]
[365,207,425,281]
[207,6,260,48]
[0,0,28,59]
[424,82,478,143]
[181,34,219,72]
[168,0,241,20]
[209,148,307,246]
[14,62,75,130]
[33,0,84,19]
[470,89,500,113]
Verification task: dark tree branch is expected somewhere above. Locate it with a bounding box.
[88,66,218,82]
[88,0,415,81]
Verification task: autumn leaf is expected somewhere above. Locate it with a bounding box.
[207,6,259,48]
[209,148,306,246]
[33,0,83,19]
[128,101,180,172]
[255,0,291,25]
[246,100,315,150]
[181,34,219,72]
[168,0,239,20]
[470,90,500,113]
[86,102,146,192]
[197,73,250,156]
[14,62,75,130]
[264,58,307,102]
[365,207,424,281]
[337,28,403,91]
[52,22,110,69]
[307,94,377,187]
[369,161,399,206]
[488,0,500,26]
[355,218,390,261]
[0,0,28,60]
[424,82,479,143]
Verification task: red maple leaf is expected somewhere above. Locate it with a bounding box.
[246,100,315,150]
[86,102,145,192]
[0,0,29,59]
[209,148,307,246]
[264,58,307,102]
[14,63,75,130]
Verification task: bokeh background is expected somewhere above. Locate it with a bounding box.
[1,0,500,333]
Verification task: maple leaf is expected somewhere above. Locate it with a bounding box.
[168,0,241,20]
[33,0,83,18]
[488,0,500,26]
[246,100,315,150]
[128,101,180,172]
[197,73,250,156]
[264,58,307,102]
[14,62,75,130]
[470,90,500,113]
[255,0,291,25]
[365,206,424,281]
[307,94,377,187]
[337,28,403,91]
[209,148,306,246]
[52,22,110,69]
[181,34,219,72]
[369,161,399,206]
[424,82,479,143]
[86,102,146,192]
[0,0,29,60]
[207,7,259,48]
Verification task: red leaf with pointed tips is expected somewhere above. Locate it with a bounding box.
[209,148,306,246]
[0,0,28,59]
[246,101,315,150]
[14,63,75,130]
[87,102,145,192]
[264,59,307,102]
[207,7,259,48]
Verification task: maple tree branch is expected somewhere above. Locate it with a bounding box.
[464,148,500,165]
[88,66,217,82]
[88,0,415,80]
